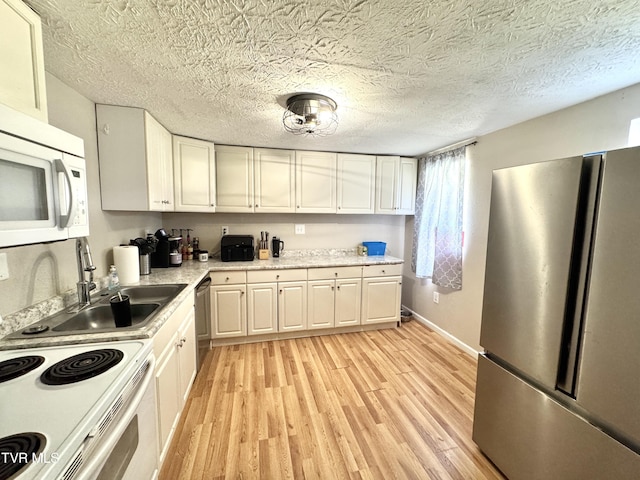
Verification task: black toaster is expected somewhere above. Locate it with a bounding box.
[220,235,254,262]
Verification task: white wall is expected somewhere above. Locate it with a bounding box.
[0,74,161,317]
[402,83,640,352]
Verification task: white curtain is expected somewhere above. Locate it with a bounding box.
[411,146,465,289]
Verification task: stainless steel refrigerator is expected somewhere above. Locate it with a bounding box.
[473,147,640,479]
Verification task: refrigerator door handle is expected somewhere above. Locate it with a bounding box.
[556,154,602,396]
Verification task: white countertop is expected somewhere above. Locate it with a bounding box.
[1,252,403,350]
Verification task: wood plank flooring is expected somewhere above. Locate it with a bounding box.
[159,321,504,480]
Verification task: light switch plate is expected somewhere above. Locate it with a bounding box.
[0,253,9,280]
[294,224,305,235]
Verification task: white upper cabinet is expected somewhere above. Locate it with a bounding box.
[397,157,417,214]
[295,150,337,213]
[97,104,174,211]
[173,135,216,212]
[375,156,417,215]
[254,148,295,213]
[336,153,376,214]
[215,145,254,213]
[0,0,47,122]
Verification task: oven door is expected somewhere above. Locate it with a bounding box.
[69,355,158,480]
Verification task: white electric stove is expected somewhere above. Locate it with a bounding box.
[0,339,157,480]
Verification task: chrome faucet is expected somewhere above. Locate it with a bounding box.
[76,237,96,308]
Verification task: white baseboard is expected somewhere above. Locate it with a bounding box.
[401,305,479,358]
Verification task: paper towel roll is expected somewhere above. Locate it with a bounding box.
[113,245,140,285]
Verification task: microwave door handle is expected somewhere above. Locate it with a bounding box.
[54,159,76,228]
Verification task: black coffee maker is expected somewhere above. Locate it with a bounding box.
[150,229,171,268]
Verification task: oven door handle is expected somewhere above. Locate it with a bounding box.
[75,355,156,479]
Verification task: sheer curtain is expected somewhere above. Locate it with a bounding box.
[411,146,466,289]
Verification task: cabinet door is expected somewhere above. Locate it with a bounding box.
[173,135,216,212]
[295,151,337,213]
[361,276,401,324]
[215,145,254,213]
[278,281,307,332]
[335,278,362,327]
[247,283,278,335]
[96,105,149,211]
[337,154,376,214]
[178,308,197,405]
[375,156,399,214]
[396,157,417,215]
[146,112,174,211]
[0,0,47,121]
[307,280,335,330]
[255,148,295,213]
[211,284,247,338]
[155,334,180,463]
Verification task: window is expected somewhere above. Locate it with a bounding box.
[411,146,466,289]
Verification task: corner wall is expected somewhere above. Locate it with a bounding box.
[403,82,640,352]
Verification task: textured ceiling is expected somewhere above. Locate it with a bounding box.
[25,0,640,156]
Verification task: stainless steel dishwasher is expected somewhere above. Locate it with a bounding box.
[195,276,211,371]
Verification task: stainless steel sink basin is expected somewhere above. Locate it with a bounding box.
[52,303,160,332]
[6,283,188,339]
[112,285,185,304]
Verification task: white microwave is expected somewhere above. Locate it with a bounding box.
[0,105,89,248]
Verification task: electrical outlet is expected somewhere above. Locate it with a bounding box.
[221,226,229,236]
[433,291,440,304]
[295,224,305,235]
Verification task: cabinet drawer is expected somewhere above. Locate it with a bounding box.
[363,263,403,277]
[211,270,247,284]
[247,268,307,283]
[307,266,363,280]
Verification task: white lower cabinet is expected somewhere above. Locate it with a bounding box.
[308,266,362,329]
[210,265,401,340]
[211,283,247,338]
[361,264,403,324]
[278,281,307,332]
[153,295,196,465]
[247,283,278,335]
[210,271,248,338]
[246,269,307,333]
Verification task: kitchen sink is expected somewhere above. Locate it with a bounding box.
[52,303,160,332]
[6,283,187,339]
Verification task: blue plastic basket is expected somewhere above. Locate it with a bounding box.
[362,242,386,256]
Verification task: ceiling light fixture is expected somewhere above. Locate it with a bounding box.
[283,93,338,136]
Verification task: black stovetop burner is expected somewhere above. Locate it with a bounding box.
[0,432,45,480]
[0,356,45,383]
[41,349,124,386]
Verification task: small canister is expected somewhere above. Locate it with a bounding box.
[198,250,209,262]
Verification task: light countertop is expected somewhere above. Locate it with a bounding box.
[0,251,403,350]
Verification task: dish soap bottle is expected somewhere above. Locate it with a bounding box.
[108,265,120,291]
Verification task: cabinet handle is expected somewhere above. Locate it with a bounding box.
[334,272,338,277]
[337,285,340,290]
[279,289,283,294]
[276,274,280,279]
[382,270,386,274]
[226,277,230,281]
[255,204,259,208]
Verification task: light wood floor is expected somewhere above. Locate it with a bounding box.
[159,320,504,480]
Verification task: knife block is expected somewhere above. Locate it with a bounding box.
[258,249,269,260]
